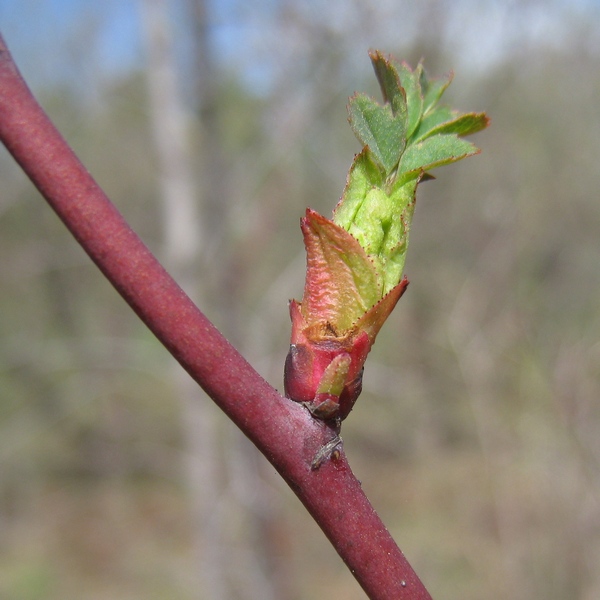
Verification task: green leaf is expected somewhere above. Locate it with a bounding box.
[420,69,453,115]
[334,149,420,295]
[412,106,455,140]
[397,62,423,139]
[348,93,407,173]
[336,52,488,296]
[416,112,489,141]
[333,149,384,231]
[343,187,395,258]
[368,49,408,118]
[398,134,479,177]
[373,179,418,294]
[340,178,418,296]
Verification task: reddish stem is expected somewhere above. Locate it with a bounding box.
[0,35,432,600]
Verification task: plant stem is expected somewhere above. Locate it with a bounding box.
[0,34,432,600]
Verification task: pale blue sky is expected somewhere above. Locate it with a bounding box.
[1,0,599,95]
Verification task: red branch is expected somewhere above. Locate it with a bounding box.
[0,34,432,600]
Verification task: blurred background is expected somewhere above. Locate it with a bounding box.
[1,0,599,598]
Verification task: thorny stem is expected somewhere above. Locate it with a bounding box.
[0,34,432,600]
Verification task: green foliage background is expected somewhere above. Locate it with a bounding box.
[1,2,600,599]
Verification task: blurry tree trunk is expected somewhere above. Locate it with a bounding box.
[139,1,226,598]
[188,2,290,597]
[140,1,286,598]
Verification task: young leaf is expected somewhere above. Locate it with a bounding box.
[412,106,455,141]
[334,149,420,296]
[348,93,406,173]
[398,134,479,177]
[416,112,489,141]
[375,179,418,294]
[333,148,385,231]
[420,69,453,115]
[397,61,423,139]
[368,49,407,117]
[354,277,408,344]
[300,209,382,333]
